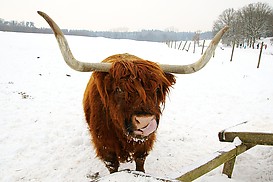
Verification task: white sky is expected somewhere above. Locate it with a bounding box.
[0,0,272,32]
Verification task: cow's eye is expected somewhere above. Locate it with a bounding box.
[116,87,123,93]
[156,87,161,94]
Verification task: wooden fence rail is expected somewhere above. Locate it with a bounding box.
[175,141,253,181]
[98,129,272,181]
[175,129,273,181]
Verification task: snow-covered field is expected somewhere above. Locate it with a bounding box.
[0,31,272,182]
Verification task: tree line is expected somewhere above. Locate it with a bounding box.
[213,2,273,47]
[2,2,272,44]
[0,18,212,42]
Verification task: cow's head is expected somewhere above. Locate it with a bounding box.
[92,54,175,140]
[37,11,228,140]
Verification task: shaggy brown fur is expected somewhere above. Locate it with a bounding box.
[83,53,175,173]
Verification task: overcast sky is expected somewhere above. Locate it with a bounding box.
[1,0,272,32]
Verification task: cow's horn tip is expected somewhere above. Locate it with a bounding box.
[37,11,46,17]
[223,26,229,32]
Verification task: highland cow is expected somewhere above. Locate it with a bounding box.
[38,11,228,173]
[83,54,175,173]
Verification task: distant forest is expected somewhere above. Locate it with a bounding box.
[0,18,212,42]
[213,2,273,46]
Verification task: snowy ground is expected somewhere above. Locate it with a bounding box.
[0,31,272,182]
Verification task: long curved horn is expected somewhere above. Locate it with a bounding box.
[37,11,111,72]
[37,11,228,74]
[160,26,229,74]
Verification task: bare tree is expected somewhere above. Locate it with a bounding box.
[213,8,237,45]
[268,13,273,37]
[193,30,201,46]
[238,2,272,48]
[213,3,273,47]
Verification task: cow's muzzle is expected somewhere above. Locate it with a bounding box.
[132,115,158,137]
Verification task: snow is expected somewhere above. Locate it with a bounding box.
[0,31,273,182]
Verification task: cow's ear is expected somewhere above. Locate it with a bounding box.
[158,72,176,103]
[164,72,176,86]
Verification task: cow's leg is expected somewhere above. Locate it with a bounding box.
[134,152,148,172]
[103,153,120,173]
[135,157,146,172]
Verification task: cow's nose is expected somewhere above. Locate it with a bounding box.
[133,115,155,130]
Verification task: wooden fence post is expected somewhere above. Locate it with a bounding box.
[222,157,236,178]
[166,41,169,48]
[178,41,183,50]
[230,40,235,62]
[257,42,264,68]
[182,41,188,50]
[186,42,191,52]
[201,40,205,55]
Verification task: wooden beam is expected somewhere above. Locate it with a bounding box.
[219,131,273,145]
[222,157,236,178]
[221,143,254,178]
[175,143,251,181]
